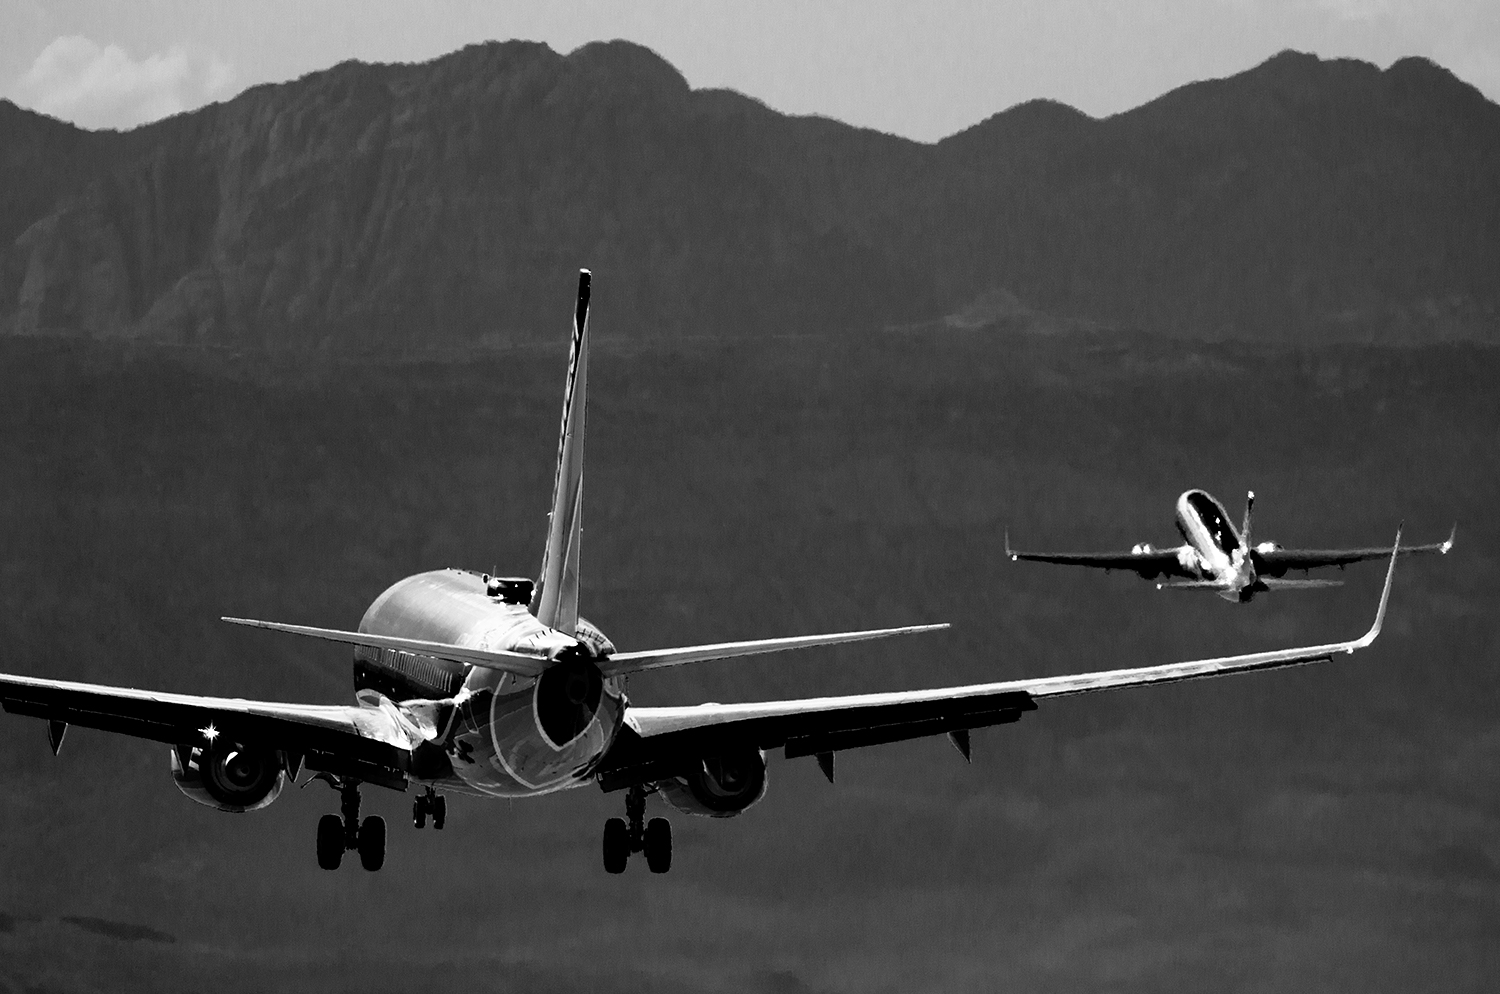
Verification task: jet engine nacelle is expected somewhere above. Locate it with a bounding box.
[658,749,768,818]
[170,741,287,813]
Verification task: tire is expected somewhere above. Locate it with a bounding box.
[413,801,427,830]
[358,815,387,872]
[644,817,672,874]
[432,794,446,831]
[316,814,344,871]
[602,817,629,874]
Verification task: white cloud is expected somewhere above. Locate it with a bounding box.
[9,35,236,130]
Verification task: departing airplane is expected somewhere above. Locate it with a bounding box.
[1,272,1402,875]
[1007,489,1451,603]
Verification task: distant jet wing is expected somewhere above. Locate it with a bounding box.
[0,672,415,787]
[1255,524,1452,576]
[1004,533,1197,581]
[598,534,1398,791]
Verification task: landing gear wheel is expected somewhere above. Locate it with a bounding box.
[316,814,344,870]
[358,815,386,871]
[602,817,629,874]
[644,817,672,874]
[432,794,446,831]
[413,800,427,830]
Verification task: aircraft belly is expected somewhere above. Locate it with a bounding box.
[446,671,624,797]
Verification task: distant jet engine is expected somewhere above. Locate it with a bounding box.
[170,740,287,812]
[659,749,768,817]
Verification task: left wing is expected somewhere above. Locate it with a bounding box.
[0,672,417,788]
[1005,532,1197,581]
[598,533,1398,790]
[1255,524,1453,576]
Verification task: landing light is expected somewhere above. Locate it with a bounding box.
[200,722,219,743]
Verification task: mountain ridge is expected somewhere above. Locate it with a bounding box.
[1,41,1495,348]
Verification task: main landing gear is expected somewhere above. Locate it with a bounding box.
[603,785,672,874]
[413,787,446,830]
[311,775,385,872]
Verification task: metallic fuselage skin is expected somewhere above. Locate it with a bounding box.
[354,570,626,797]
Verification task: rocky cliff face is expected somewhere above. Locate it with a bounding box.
[1,42,1496,348]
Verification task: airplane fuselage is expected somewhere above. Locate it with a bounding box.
[1173,489,1256,601]
[353,569,627,798]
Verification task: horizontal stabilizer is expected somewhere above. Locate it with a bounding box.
[221,617,549,677]
[600,623,949,677]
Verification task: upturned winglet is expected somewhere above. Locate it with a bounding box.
[1353,525,1401,650]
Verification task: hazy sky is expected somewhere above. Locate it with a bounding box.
[3,0,1497,139]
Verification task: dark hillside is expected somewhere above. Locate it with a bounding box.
[2,43,1496,348]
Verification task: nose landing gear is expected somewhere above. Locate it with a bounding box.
[310,774,386,871]
[413,787,446,830]
[603,784,672,874]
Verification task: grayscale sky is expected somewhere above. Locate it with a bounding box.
[3,0,1497,139]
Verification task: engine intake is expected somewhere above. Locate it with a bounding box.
[171,741,286,813]
[658,749,768,818]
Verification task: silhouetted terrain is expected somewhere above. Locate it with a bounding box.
[0,329,1494,991]
[2,42,1497,348]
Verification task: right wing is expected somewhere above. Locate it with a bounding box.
[599,533,1398,790]
[1005,531,1197,581]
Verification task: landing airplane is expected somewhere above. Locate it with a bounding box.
[1007,489,1451,603]
[1,273,1402,875]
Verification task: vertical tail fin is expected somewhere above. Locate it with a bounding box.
[1241,490,1255,551]
[534,269,591,635]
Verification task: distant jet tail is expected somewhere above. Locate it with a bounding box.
[533,270,592,636]
[1240,490,1255,551]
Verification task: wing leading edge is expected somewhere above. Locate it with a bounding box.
[599,531,1400,791]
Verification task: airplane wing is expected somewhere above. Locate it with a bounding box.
[1254,524,1453,576]
[597,534,1398,791]
[0,672,416,788]
[1004,532,1197,581]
